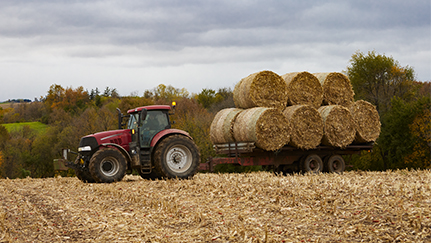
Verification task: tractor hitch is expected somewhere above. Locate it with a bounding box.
[53,149,81,171]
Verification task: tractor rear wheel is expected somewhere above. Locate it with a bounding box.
[154,135,200,179]
[89,148,127,183]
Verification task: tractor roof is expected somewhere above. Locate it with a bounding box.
[127,105,171,114]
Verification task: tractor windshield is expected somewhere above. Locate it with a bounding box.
[127,113,139,130]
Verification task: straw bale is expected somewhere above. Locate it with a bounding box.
[1,170,429,242]
[233,107,290,151]
[210,108,243,144]
[318,105,356,148]
[233,70,287,110]
[282,105,323,149]
[281,72,323,108]
[349,100,381,143]
[314,72,355,107]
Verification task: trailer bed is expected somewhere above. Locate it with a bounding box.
[199,142,374,172]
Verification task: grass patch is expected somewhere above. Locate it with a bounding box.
[1,122,48,133]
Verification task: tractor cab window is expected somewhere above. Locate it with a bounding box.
[140,110,170,147]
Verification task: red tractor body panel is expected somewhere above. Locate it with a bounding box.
[150,129,193,147]
[83,129,133,151]
[127,105,171,114]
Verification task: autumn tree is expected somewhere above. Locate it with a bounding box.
[347,51,416,114]
[44,84,90,114]
[378,96,430,170]
[149,84,190,104]
[171,97,215,163]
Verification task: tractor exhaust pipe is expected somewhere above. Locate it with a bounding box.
[116,108,122,129]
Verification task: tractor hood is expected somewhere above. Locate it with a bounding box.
[78,129,132,153]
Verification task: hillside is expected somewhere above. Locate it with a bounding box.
[0,170,430,242]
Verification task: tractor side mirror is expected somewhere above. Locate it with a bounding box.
[140,109,147,121]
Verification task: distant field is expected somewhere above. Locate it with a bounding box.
[1,122,48,133]
[0,103,11,109]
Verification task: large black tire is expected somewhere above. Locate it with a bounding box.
[300,154,323,173]
[154,135,200,179]
[75,167,95,183]
[324,155,345,173]
[89,148,127,183]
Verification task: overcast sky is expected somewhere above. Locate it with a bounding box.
[0,0,430,101]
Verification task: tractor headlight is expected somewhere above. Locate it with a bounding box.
[78,146,92,152]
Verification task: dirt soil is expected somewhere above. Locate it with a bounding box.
[0,170,430,242]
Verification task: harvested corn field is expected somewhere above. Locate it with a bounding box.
[0,170,430,242]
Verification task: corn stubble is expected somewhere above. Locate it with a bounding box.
[0,170,430,242]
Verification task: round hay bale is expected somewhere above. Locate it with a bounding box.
[233,71,287,110]
[349,100,381,143]
[282,105,323,149]
[318,105,356,148]
[233,107,291,151]
[210,108,243,144]
[314,72,355,107]
[281,72,323,109]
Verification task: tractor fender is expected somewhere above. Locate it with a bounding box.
[98,143,133,165]
[150,129,193,148]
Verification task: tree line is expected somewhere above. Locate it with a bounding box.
[0,51,429,178]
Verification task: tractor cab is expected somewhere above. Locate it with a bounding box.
[126,105,172,148]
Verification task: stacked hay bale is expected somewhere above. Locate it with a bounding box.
[349,100,381,143]
[210,108,242,144]
[314,72,355,107]
[282,105,323,149]
[318,105,356,148]
[233,71,287,110]
[210,70,381,152]
[233,107,291,151]
[282,72,323,109]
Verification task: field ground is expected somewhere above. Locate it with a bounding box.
[0,170,430,242]
[1,122,48,133]
[0,103,11,109]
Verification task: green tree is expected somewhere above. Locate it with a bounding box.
[347,51,416,114]
[196,88,217,109]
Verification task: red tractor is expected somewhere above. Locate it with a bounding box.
[57,103,200,183]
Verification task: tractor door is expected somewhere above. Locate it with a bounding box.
[139,110,170,148]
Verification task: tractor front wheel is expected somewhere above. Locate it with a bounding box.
[89,148,127,183]
[75,167,95,183]
[154,135,200,179]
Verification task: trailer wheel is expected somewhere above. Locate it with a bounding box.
[301,154,323,173]
[89,148,127,183]
[75,168,95,183]
[324,155,345,173]
[154,135,200,179]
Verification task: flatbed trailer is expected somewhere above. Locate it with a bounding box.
[199,142,373,173]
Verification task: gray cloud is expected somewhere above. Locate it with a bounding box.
[0,0,429,100]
